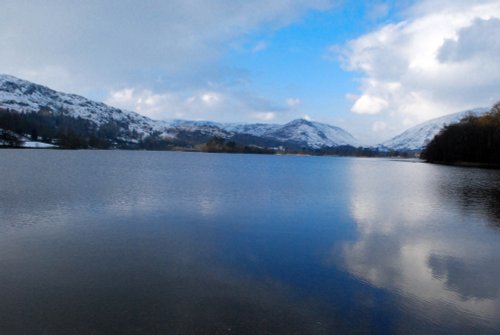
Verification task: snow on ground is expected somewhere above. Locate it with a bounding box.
[21,141,57,148]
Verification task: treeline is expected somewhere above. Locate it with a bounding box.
[200,137,417,157]
[0,108,177,149]
[422,102,500,165]
[202,137,275,154]
[313,145,415,157]
[0,108,121,148]
[0,129,23,147]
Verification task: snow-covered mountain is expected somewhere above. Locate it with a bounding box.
[258,119,357,148]
[380,108,489,151]
[161,118,358,148]
[0,74,170,138]
[222,122,281,137]
[0,74,357,149]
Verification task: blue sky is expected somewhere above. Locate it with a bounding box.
[1,0,499,144]
[221,4,393,125]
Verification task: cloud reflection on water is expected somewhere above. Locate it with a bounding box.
[340,160,500,327]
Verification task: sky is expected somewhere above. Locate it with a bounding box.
[1,0,499,144]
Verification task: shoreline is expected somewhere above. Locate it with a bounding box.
[425,160,500,170]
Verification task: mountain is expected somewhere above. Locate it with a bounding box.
[254,119,357,149]
[160,119,358,149]
[222,122,281,137]
[380,108,489,152]
[0,74,168,139]
[0,74,358,150]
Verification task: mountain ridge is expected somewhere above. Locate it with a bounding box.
[0,74,358,149]
[3,73,490,153]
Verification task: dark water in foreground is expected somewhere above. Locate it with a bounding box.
[1,150,500,334]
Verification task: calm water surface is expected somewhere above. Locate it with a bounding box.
[1,150,500,334]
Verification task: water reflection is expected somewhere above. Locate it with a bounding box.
[0,151,348,334]
[340,159,500,330]
[0,206,329,334]
[2,151,500,334]
[428,254,500,300]
[436,167,500,226]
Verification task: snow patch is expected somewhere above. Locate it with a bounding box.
[22,141,57,148]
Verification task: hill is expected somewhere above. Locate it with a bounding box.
[380,108,489,152]
[421,103,500,165]
[0,74,358,151]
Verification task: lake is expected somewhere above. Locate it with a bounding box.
[1,150,500,334]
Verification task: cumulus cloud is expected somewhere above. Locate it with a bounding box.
[351,94,388,114]
[339,0,500,131]
[106,89,184,120]
[106,87,296,123]
[438,18,500,63]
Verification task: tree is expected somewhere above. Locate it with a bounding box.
[421,101,500,164]
[31,128,38,141]
[0,130,23,147]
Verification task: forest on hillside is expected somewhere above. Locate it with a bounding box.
[0,108,179,149]
[422,102,500,165]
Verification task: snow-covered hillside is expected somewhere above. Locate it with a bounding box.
[222,123,282,137]
[167,119,358,148]
[380,108,489,151]
[0,74,357,149]
[261,119,357,148]
[0,74,169,138]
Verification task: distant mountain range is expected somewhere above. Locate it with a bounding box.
[0,74,490,152]
[0,74,357,150]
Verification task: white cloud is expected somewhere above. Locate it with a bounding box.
[438,18,500,63]
[107,89,184,120]
[254,112,277,121]
[340,0,500,132]
[106,87,299,123]
[286,98,302,107]
[200,92,222,107]
[351,94,388,114]
[0,0,333,94]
